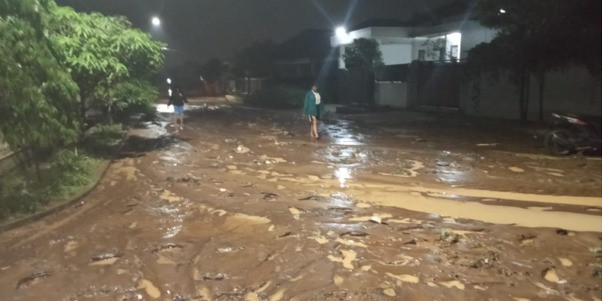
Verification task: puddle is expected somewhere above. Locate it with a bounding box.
[334,275,344,285]
[159,190,182,203]
[335,238,367,248]
[139,279,161,299]
[343,183,602,232]
[328,249,357,269]
[386,272,420,283]
[288,207,302,220]
[439,280,465,290]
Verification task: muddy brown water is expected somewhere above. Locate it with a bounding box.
[0,98,601,301]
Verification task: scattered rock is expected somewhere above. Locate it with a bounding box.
[236,145,251,154]
[340,231,369,237]
[556,229,568,236]
[508,167,525,173]
[543,268,566,284]
[261,192,278,200]
[383,288,396,297]
[558,257,573,267]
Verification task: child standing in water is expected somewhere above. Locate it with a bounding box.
[303,84,323,139]
[168,86,188,131]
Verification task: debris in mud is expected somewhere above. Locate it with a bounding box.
[403,238,418,245]
[151,243,183,253]
[166,175,200,184]
[90,251,123,266]
[340,231,369,237]
[543,268,566,284]
[593,266,602,278]
[298,195,324,201]
[16,271,52,289]
[236,145,251,154]
[508,166,525,173]
[558,257,573,267]
[519,234,536,246]
[217,247,244,253]
[261,192,278,200]
[556,229,569,236]
[438,280,465,290]
[436,160,451,167]
[202,273,228,281]
[278,231,293,238]
[382,288,396,297]
[369,216,388,225]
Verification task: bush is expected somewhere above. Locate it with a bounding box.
[83,123,125,157]
[245,84,307,108]
[0,149,92,220]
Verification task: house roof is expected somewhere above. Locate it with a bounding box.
[349,19,407,31]
[273,29,334,61]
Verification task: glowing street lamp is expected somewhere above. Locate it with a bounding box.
[336,26,347,40]
[499,8,506,14]
[152,16,161,27]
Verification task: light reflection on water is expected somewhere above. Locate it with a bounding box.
[335,167,351,188]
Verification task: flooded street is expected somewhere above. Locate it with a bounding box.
[1,98,601,301]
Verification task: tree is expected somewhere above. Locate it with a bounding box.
[234,40,277,94]
[343,38,384,104]
[48,5,165,124]
[0,0,80,178]
[201,58,224,96]
[468,0,601,122]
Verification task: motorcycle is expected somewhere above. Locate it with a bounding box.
[544,112,601,155]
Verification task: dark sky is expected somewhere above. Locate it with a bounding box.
[55,0,451,64]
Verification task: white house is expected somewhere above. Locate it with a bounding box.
[331,18,497,69]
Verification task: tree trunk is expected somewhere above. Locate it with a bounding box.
[538,73,546,123]
[524,73,531,123]
[518,67,527,123]
[30,147,42,181]
[246,76,251,95]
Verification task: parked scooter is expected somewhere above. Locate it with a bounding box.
[544,113,601,155]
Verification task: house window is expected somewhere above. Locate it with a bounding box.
[418,50,426,61]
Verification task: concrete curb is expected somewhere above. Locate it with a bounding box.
[0,160,112,233]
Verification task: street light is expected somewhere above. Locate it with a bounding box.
[336,26,347,40]
[152,16,161,27]
[499,8,506,14]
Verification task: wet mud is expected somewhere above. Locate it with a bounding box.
[0,98,601,300]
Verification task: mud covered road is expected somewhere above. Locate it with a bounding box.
[1,98,601,300]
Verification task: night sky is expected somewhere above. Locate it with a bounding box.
[55,0,451,65]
